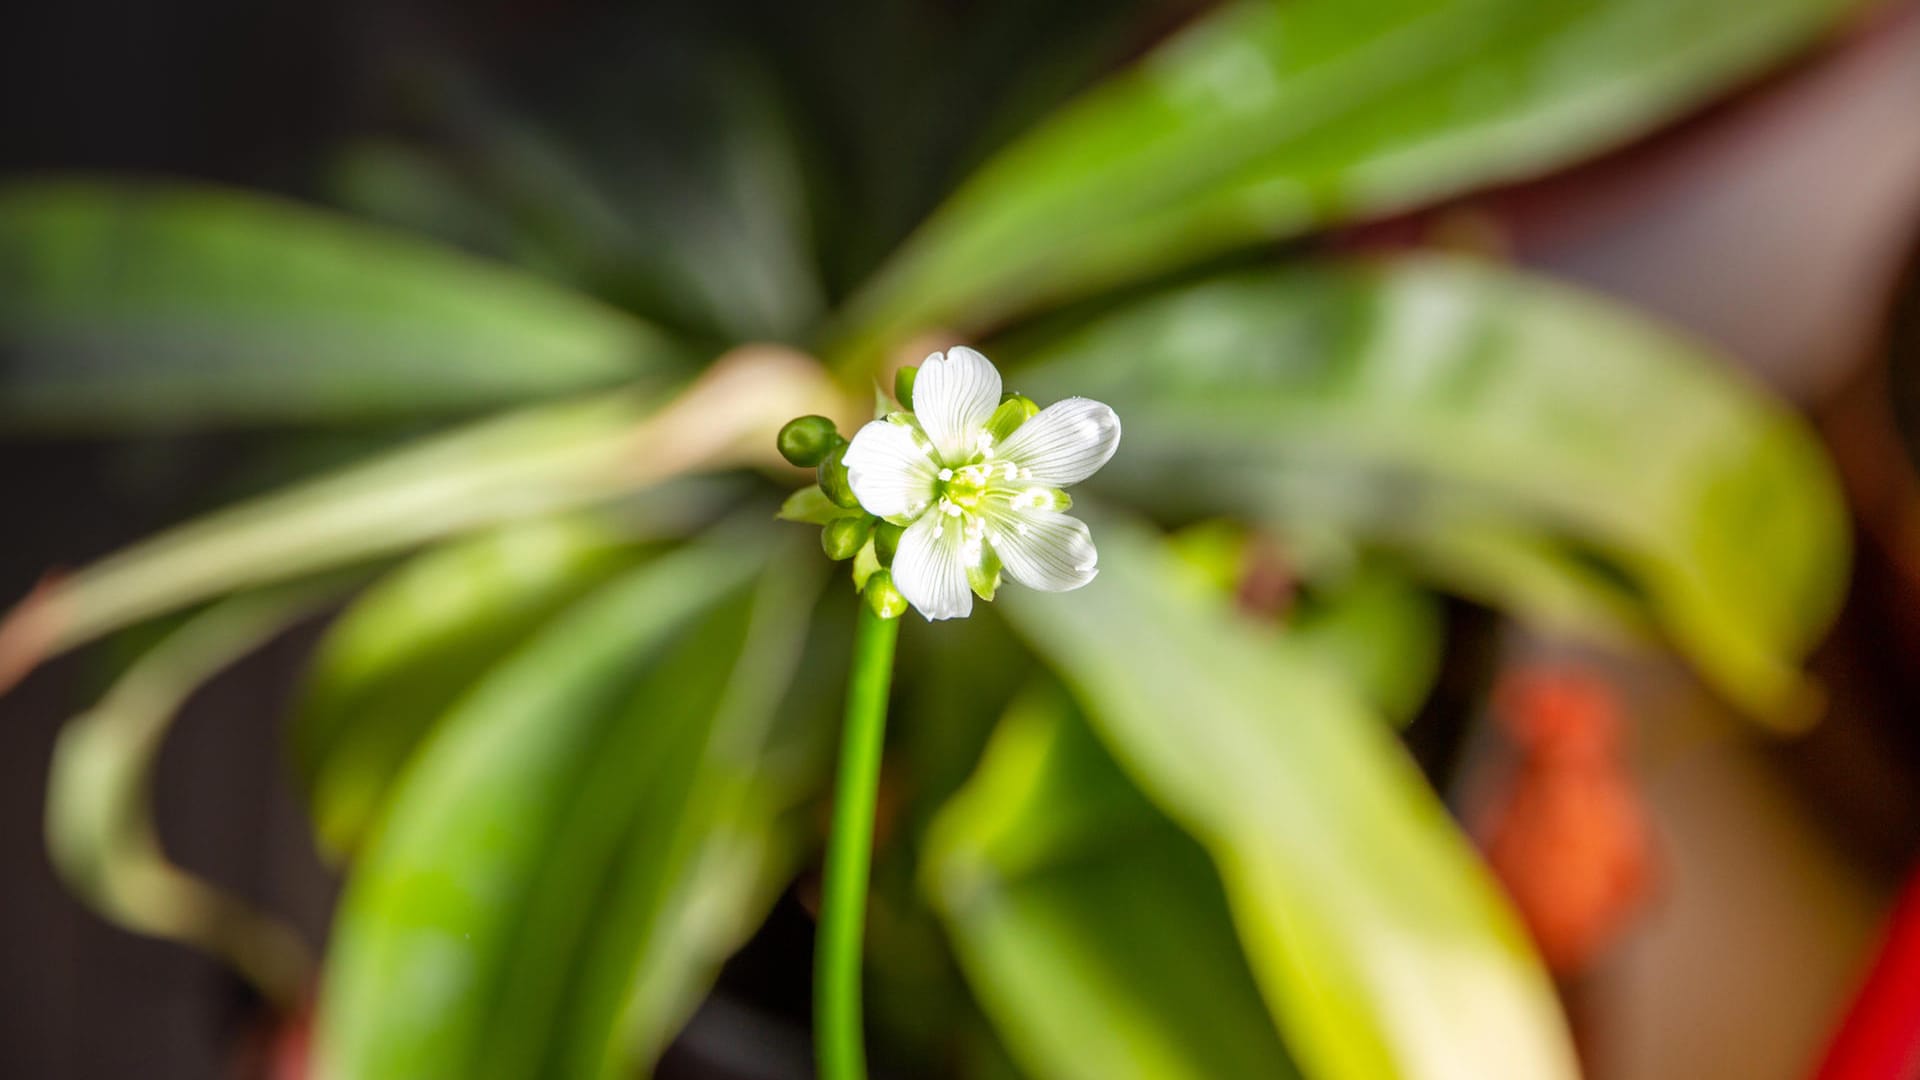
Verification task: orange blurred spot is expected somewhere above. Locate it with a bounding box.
[1480,667,1654,976]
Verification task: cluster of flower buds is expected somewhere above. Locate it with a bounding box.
[775,368,941,620]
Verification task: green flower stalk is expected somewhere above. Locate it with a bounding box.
[778,346,1121,1080]
[813,602,896,1080]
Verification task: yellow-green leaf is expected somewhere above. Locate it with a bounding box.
[999,511,1576,1080]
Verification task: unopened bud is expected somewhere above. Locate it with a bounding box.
[777,415,843,468]
[863,570,909,620]
[872,521,905,566]
[985,394,1039,442]
[893,365,919,410]
[822,516,871,561]
[818,443,862,509]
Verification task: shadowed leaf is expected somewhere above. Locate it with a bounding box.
[0,181,690,431]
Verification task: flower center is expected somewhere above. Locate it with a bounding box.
[934,460,1018,516]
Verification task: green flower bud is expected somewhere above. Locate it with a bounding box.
[893,365,918,410]
[863,570,909,620]
[818,442,862,509]
[985,394,1040,442]
[777,415,844,468]
[821,516,872,561]
[872,521,905,566]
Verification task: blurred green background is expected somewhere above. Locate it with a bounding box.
[4,1,1920,1078]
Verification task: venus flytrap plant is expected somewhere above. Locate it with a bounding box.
[0,2,1867,1075]
[777,345,1120,1080]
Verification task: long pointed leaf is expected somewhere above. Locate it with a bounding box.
[838,0,1857,362]
[45,584,345,1006]
[926,685,1300,1080]
[292,515,652,859]
[1009,257,1847,721]
[0,181,691,431]
[315,532,822,1078]
[999,511,1576,1080]
[0,346,840,690]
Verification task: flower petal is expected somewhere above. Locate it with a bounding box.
[991,397,1121,488]
[844,419,938,521]
[912,346,1001,464]
[984,507,1098,593]
[892,512,974,620]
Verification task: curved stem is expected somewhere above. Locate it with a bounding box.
[816,604,900,1080]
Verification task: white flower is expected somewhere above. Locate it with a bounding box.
[842,346,1121,621]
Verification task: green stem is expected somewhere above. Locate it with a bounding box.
[816,604,900,1080]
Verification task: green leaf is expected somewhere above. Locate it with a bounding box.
[0,180,688,431]
[0,344,836,688]
[315,532,822,1079]
[1390,513,1651,645]
[1166,521,1444,727]
[293,515,650,860]
[0,393,670,675]
[1287,568,1443,729]
[45,583,346,1007]
[925,685,1300,1080]
[838,0,1857,361]
[1009,256,1847,722]
[999,510,1576,1080]
[777,485,863,525]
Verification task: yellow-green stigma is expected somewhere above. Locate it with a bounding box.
[934,461,1011,513]
[932,459,1070,522]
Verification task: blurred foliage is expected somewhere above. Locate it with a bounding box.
[0,0,1863,1077]
[317,531,829,1078]
[293,515,655,860]
[0,183,688,431]
[1004,259,1848,722]
[44,584,346,1008]
[1165,521,1445,727]
[997,513,1573,1078]
[927,683,1301,1080]
[836,0,1858,364]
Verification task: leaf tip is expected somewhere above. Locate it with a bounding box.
[0,571,70,696]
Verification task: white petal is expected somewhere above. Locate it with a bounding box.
[844,419,938,521]
[912,346,1001,464]
[891,513,974,620]
[991,397,1121,487]
[985,508,1098,593]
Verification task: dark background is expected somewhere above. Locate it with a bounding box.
[3,3,354,1075]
